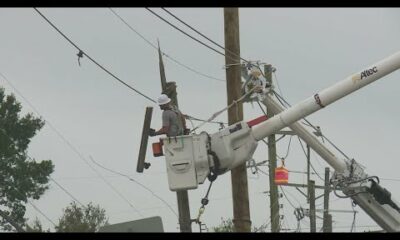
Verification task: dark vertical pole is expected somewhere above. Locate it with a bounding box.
[224,7,251,232]
[326,214,333,232]
[323,167,331,232]
[309,180,316,232]
[158,44,191,232]
[265,64,280,232]
[307,145,311,203]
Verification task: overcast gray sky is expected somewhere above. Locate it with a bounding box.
[0,7,399,232]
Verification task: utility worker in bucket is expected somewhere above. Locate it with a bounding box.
[149,94,189,137]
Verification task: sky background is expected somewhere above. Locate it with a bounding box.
[0,7,399,232]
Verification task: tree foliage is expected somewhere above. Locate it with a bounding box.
[25,217,50,232]
[55,201,109,232]
[0,87,54,231]
[212,218,234,232]
[211,218,269,232]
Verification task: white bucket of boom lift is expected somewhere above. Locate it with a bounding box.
[162,132,210,191]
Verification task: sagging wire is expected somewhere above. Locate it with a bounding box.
[277,136,293,161]
[89,157,178,218]
[297,136,325,182]
[190,85,258,133]
[256,100,292,163]
[272,90,352,162]
[34,8,157,104]
[108,8,225,83]
[148,8,269,73]
[185,114,227,125]
[273,71,284,98]
[261,134,287,147]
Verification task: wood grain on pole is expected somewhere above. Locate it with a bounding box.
[224,7,251,232]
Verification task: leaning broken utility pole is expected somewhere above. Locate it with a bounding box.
[224,7,251,232]
[158,42,192,232]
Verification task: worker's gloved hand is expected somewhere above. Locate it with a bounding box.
[149,128,156,137]
[184,128,190,135]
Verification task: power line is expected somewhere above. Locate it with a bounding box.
[0,71,143,218]
[189,85,258,132]
[26,200,57,228]
[273,72,284,97]
[297,136,325,182]
[89,156,178,218]
[280,186,300,210]
[160,8,249,63]
[108,8,225,83]
[32,8,226,152]
[145,8,227,59]
[34,8,224,131]
[33,8,156,104]
[48,176,85,208]
[25,154,86,208]
[273,90,351,161]
[87,156,143,217]
[107,7,229,128]
[278,136,293,161]
[256,100,292,161]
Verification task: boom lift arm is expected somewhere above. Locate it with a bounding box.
[264,93,400,232]
[158,51,400,231]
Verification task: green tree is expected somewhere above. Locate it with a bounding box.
[55,201,109,232]
[0,87,54,232]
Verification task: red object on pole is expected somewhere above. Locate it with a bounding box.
[275,166,289,185]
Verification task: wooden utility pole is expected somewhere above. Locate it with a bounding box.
[306,145,311,203]
[158,43,191,232]
[323,167,332,232]
[325,214,333,232]
[309,180,316,232]
[265,64,280,232]
[224,8,251,232]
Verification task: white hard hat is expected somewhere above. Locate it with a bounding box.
[157,94,171,105]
